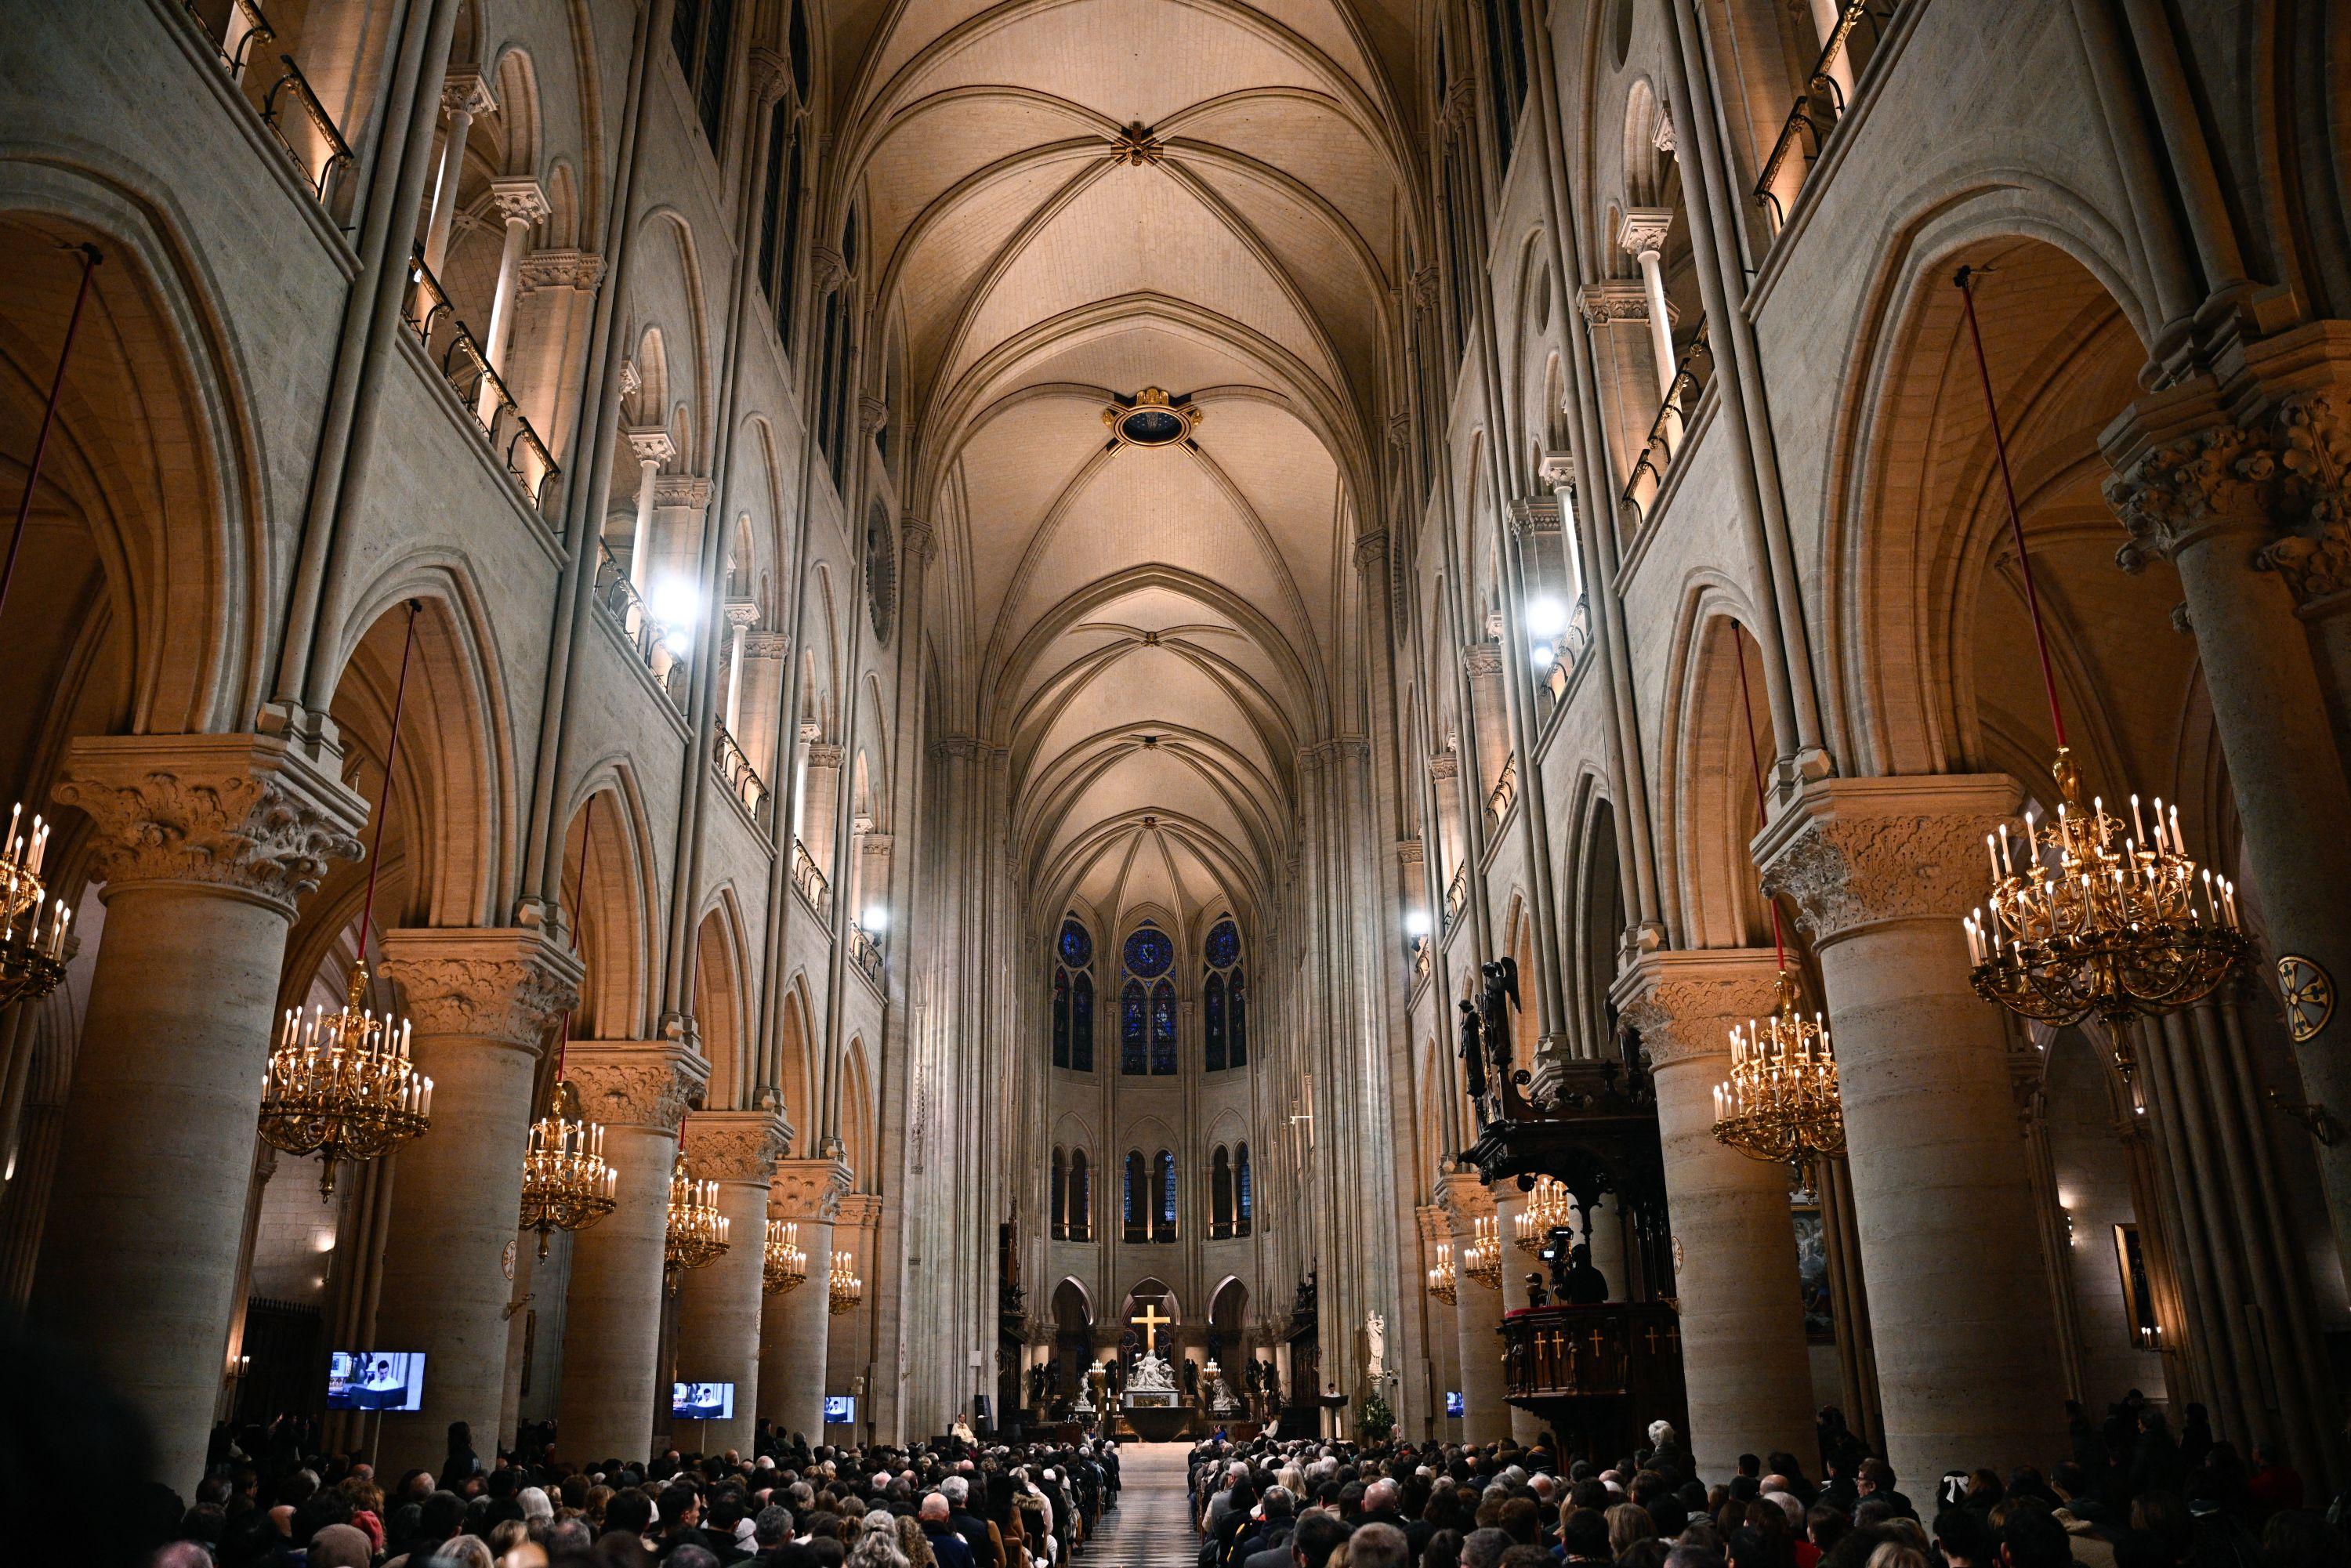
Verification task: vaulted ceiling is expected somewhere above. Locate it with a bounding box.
[839,0,1422,937]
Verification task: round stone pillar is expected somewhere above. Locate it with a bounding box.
[672,1108,789,1456]
[1759,776,2066,1483]
[34,733,365,1494]
[759,1157,849,1439]
[1492,1189,1544,1448]
[1437,1172,1509,1443]
[1617,948,1817,1479]
[370,927,581,1477]
[554,1040,705,1465]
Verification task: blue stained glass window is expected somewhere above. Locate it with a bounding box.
[1052,969,1070,1068]
[1124,1152,1143,1227]
[1121,980,1147,1074]
[1205,918,1240,969]
[1229,969,1247,1068]
[1150,980,1178,1074]
[1203,972,1227,1072]
[1059,917,1093,970]
[1237,1144,1252,1223]
[1071,972,1094,1073]
[1124,925,1173,979]
[1157,1150,1177,1229]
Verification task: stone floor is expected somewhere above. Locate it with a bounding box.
[1085,1442,1196,1568]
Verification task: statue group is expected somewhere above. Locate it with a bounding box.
[1457,954,1521,1126]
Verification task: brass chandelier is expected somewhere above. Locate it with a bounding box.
[0,806,69,1009]
[260,602,433,1197]
[827,1247,862,1315]
[1513,1175,1574,1255]
[1425,1240,1458,1305]
[1462,1215,1504,1291]
[1951,267,2244,1049]
[665,1156,731,1289]
[520,1077,617,1258]
[764,1219,808,1294]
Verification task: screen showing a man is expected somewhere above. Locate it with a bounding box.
[1445,1390,1465,1418]
[670,1381,734,1420]
[823,1395,856,1424]
[327,1352,426,1412]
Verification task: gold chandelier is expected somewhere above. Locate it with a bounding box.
[1514,1176,1574,1255]
[259,601,433,1198]
[519,1077,616,1258]
[262,961,432,1197]
[1425,1241,1458,1305]
[665,1157,731,1287]
[1462,1215,1503,1291]
[0,806,68,1008]
[764,1219,808,1294]
[1951,268,2243,1049]
[827,1247,862,1315]
[1713,967,1846,1165]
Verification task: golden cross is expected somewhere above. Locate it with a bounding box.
[1132,1301,1172,1355]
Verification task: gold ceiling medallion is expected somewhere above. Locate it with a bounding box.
[2280,954,2334,1043]
[1109,121,1164,166]
[1103,386,1201,450]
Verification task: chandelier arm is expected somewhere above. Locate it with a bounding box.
[1954,266,2069,752]
[0,244,100,632]
[352,600,423,968]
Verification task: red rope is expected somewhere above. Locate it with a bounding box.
[1734,632,1788,972]
[1955,266,2069,751]
[351,602,422,967]
[0,245,102,624]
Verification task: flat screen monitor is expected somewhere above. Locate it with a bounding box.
[1445,1390,1465,1418]
[672,1382,735,1421]
[328,1352,427,1412]
[823,1395,857,1425]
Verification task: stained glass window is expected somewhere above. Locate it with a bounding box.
[1054,916,1094,1073]
[1051,969,1070,1068]
[1203,972,1227,1072]
[1124,925,1173,979]
[1205,918,1239,969]
[1155,1150,1177,1237]
[1121,980,1147,1074]
[1237,1143,1252,1230]
[1059,918,1093,969]
[1070,1150,1090,1238]
[1124,1152,1144,1236]
[1229,969,1248,1068]
[1071,972,1094,1073]
[1050,1147,1067,1238]
[1150,980,1177,1074]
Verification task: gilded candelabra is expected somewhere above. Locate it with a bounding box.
[1964,753,2245,1048]
[260,961,433,1197]
[1462,1215,1504,1291]
[1712,967,1845,1167]
[519,1077,617,1258]
[664,1157,730,1290]
[1514,1176,1574,1255]
[0,806,68,1008]
[1425,1241,1458,1305]
[765,1219,808,1295]
[828,1248,862,1316]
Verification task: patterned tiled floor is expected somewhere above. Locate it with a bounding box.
[1085,1443,1198,1568]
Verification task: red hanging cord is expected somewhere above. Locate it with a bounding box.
[1955,266,2069,752]
[1734,632,1788,972]
[350,602,422,968]
[0,245,102,624]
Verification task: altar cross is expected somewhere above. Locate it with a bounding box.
[1132,1301,1172,1356]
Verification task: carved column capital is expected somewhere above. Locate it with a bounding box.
[1415,1203,1453,1247]
[1508,495,1560,538]
[859,394,889,436]
[1539,449,1577,491]
[683,1107,793,1183]
[811,247,849,296]
[744,630,792,660]
[654,474,714,509]
[377,926,584,1044]
[1755,775,2022,947]
[835,1192,882,1233]
[53,732,365,918]
[1395,838,1424,867]
[900,515,937,566]
[1617,208,1673,259]
[1409,267,1440,313]
[1610,948,1783,1071]
[1578,281,1650,325]
[770,1157,853,1222]
[804,741,845,771]
[490,177,551,226]
[1433,1171,1494,1235]
[520,249,603,295]
[625,426,676,469]
[618,359,643,399]
[441,69,498,121]
[1462,639,1504,677]
[1428,749,1460,782]
[563,1040,708,1134]
[1353,530,1389,574]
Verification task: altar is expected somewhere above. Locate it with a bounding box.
[1118,1303,1194,1440]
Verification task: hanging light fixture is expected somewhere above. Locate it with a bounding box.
[259,602,433,1197]
[1513,1176,1574,1255]
[765,1219,808,1294]
[0,247,102,1015]
[518,798,618,1257]
[1462,1215,1504,1290]
[1711,633,1846,1168]
[664,1155,730,1290]
[1425,1241,1458,1305]
[828,1247,862,1315]
[1949,267,2245,1055]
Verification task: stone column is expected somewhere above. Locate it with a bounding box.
[1492,1187,1544,1447]
[1620,208,1681,447]
[760,1158,849,1437]
[1539,452,1586,610]
[1436,1172,1509,1443]
[824,1193,882,1433]
[422,71,496,273]
[672,1108,789,1456]
[799,743,844,884]
[624,430,676,592]
[1463,641,1509,816]
[1758,776,2065,1483]
[1416,1204,1465,1439]
[369,927,581,1476]
[555,1040,706,1465]
[723,603,759,737]
[1616,948,1816,1478]
[477,178,550,417]
[34,733,364,1492]
[1429,750,1465,925]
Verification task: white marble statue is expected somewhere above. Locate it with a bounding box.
[1365,1310,1387,1378]
[1128,1349,1176,1391]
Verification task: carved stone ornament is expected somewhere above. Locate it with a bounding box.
[520,250,604,295]
[804,741,846,770]
[53,732,366,917]
[1353,530,1389,574]
[378,926,585,1043]
[1395,838,1424,867]
[1462,639,1504,677]
[626,426,676,467]
[1434,1170,1495,1233]
[683,1108,793,1183]
[442,70,498,121]
[563,1041,708,1133]
[1540,449,1578,490]
[1508,495,1560,537]
[1415,1203,1452,1246]
[490,178,552,226]
[1617,208,1674,259]
[1611,951,1782,1072]
[810,247,849,296]
[770,1157,853,1222]
[654,474,715,509]
[1756,775,2023,945]
[1578,281,1651,326]
[835,1192,882,1232]
[1428,748,1460,781]
[744,630,792,660]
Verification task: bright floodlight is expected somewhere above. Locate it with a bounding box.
[1526,596,1567,638]
[1403,909,1431,939]
[861,907,889,932]
[1530,642,1555,669]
